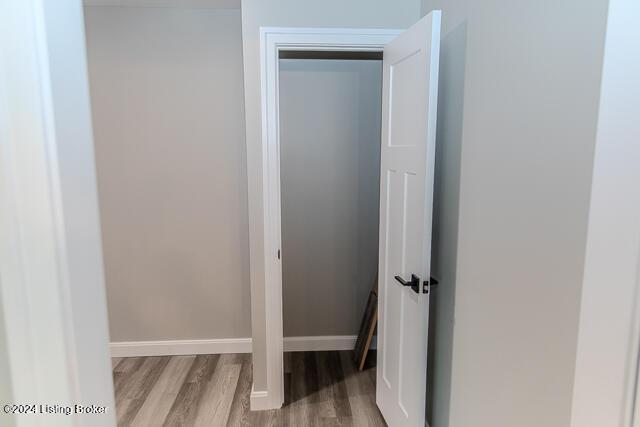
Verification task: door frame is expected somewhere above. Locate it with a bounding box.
[254,27,401,410]
[0,0,115,425]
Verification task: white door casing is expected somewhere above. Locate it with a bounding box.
[0,1,116,425]
[376,11,441,427]
[256,27,402,411]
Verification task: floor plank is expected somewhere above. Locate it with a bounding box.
[112,351,385,427]
[339,351,385,427]
[314,352,338,419]
[193,355,241,426]
[112,357,123,369]
[131,355,195,426]
[117,356,171,426]
[163,355,220,426]
[226,354,253,426]
[290,351,313,426]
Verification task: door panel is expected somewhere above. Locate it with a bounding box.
[377,11,441,427]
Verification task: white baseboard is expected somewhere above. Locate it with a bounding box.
[110,335,374,357]
[283,335,357,352]
[110,338,252,357]
[249,385,272,411]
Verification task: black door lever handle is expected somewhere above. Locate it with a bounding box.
[394,274,420,294]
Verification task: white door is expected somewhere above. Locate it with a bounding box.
[376,11,441,427]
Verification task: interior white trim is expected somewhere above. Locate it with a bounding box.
[250,385,271,411]
[110,335,374,357]
[0,1,115,423]
[256,26,401,411]
[83,0,241,8]
[110,338,253,357]
[284,335,357,352]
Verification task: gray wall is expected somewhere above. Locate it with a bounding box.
[241,0,423,393]
[421,1,609,426]
[279,58,382,337]
[85,6,250,342]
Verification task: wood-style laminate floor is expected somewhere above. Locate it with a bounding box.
[112,351,386,426]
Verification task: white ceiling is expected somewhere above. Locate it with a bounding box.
[83,0,241,8]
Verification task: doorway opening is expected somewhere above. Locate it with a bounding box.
[279,49,383,344]
[278,48,384,421]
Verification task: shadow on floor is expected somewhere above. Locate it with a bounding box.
[283,350,377,407]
